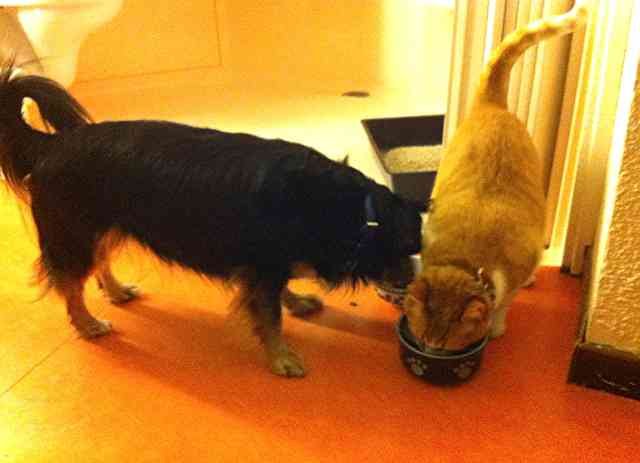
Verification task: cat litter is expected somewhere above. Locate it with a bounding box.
[383,145,442,174]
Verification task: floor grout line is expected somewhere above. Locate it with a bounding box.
[0,331,77,398]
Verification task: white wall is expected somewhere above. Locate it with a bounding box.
[586,52,640,354]
[73,0,453,108]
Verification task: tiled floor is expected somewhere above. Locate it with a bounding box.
[1,184,639,462]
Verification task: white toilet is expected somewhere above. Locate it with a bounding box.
[1,0,123,87]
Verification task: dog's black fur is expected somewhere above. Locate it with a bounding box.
[0,63,422,376]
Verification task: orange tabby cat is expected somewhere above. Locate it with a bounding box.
[405,1,588,351]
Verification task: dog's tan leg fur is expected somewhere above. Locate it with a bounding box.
[61,279,112,338]
[235,284,306,377]
[96,265,139,304]
[265,335,306,378]
[281,288,323,316]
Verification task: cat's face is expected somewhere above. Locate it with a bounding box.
[405,266,491,351]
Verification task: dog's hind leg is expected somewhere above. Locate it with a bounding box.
[281,288,323,316]
[94,231,139,304]
[235,277,306,377]
[96,265,139,305]
[42,265,113,339]
[59,277,113,338]
[31,199,112,338]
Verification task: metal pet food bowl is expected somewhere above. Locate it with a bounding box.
[375,255,422,309]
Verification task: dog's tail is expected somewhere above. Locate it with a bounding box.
[0,58,92,196]
[473,0,588,108]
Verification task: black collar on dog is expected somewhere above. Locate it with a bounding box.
[345,194,379,273]
[363,194,379,229]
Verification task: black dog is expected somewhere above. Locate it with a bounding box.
[0,64,422,376]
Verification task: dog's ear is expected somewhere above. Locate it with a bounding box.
[395,204,423,255]
[366,189,422,256]
[341,155,350,166]
[407,198,428,213]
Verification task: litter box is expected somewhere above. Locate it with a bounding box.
[362,115,444,207]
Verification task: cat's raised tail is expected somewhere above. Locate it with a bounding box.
[473,0,589,108]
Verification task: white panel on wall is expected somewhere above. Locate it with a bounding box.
[563,0,637,274]
[75,0,221,82]
[224,0,384,91]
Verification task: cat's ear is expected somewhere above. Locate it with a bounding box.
[462,299,489,323]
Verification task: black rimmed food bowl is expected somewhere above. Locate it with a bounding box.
[375,283,408,308]
[375,255,422,309]
[397,315,488,385]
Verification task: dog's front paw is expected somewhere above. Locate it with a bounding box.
[74,317,113,338]
[284,294,323,317]
[269,348,306,378]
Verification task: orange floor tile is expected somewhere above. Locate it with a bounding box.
[1,187,639,463]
